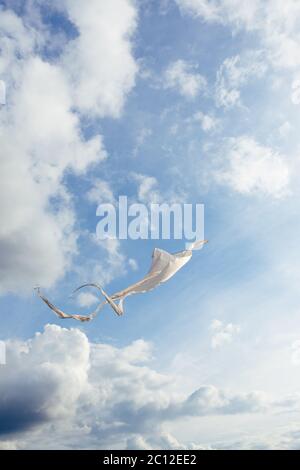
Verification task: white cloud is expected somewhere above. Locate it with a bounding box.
[176,0,300,70]
[215,137,290,198]
[133,127,152,157]
[77,292,99,308]
[215,52,267,108]
[126,432,213,450]
[77,237,127,287]
[133,173,161,203]
[175,0,262,28]
[0,324,89,437]
[215,422,300,450]
[0,2,138,294]
[0,39,84,293]
[175,0,221,22]
[192,111,219,132]
[279,121,292,138]
[262,1,300,69]
[291,340,300,365]
[61,0,138,118]
[210,319,240,349]
[0,440,18,450]
[132,173,185,206]
[163,60,207,98]
[126,434,153,450]
[128,258,138,271]
[0,324,270,449]
[175,385,266,416]
[86,179,115,205]
[291,79,300,104]
[0,80,6,105]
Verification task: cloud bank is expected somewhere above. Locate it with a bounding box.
[0,324,270,449]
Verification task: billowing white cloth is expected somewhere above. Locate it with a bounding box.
[36,239,208,322]
[0,80,6,105]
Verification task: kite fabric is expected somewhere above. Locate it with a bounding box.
[36,239,208,322]
[0,80,6,105]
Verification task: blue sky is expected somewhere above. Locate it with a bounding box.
[1,0,300,450]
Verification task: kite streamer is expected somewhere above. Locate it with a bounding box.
[36,239,208,322]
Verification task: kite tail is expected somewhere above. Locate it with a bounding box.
[73,283,125,316]
[34,286,110,322]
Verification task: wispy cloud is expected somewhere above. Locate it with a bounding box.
[176,0,300,69]
[210,319,240,349]
[163,60,207,99]
[215,52,267,108]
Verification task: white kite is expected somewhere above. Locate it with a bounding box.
[0,80,6,105]
[36,239,208,322]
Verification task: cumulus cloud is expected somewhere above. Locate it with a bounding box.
[215,136,290,198]
[0,324,270,449]
[210,319,240,349]
[163,60,207,98]
[174,385,266,417]
[0,21,80,292]
[0,1,138,294]
[0,325,89,436]
[61,0,138,118]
